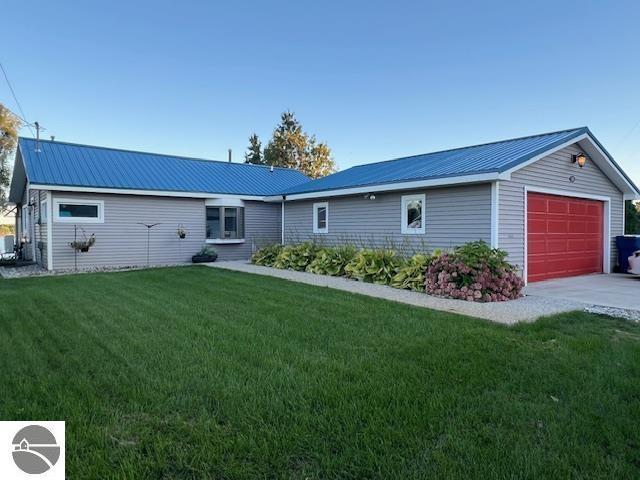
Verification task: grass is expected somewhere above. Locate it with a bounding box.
[0,266,639,479]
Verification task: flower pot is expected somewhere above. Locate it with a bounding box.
[192,254,217,263]
[179,234,186,239]
[80,247,90,253]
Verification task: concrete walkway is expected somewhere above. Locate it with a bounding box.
[524,274,640,310]
[206,261,584,325]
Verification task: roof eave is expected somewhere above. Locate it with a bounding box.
[28,183,269,201]
[8,144,27,204]
[277,171,503,201]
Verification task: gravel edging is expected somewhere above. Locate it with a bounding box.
[0,263,193,279]
[206,261,584,325]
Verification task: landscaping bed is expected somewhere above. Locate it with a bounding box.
[252,240,524,302]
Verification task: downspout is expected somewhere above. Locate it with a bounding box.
[46,191,53,270]
[281,195,286,245]
[490,181,500,249]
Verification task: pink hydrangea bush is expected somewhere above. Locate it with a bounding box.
[425,242,524,302]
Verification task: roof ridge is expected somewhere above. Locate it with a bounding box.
[18,137,300,172]
[348,126,587,170]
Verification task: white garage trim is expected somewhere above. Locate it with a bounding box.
[523,186,611,284]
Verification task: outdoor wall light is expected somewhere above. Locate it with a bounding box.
[571,153,587,168]
[364,193,376,200]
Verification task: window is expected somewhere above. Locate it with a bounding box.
[21,205,30,241]
[40,200,48,223]
[313,202,328,234]
[401,194,425,234]
[206,206,245,241]
[54,199,104,223]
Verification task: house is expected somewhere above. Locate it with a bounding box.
[9,127,640,283]
[8,138,308,270]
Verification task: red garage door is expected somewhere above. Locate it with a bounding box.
[527,192,603,282]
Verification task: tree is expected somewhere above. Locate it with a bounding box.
[626,200,640,234]
[260,111,336,179]
[244,133,264,165]
[0,103,20,211]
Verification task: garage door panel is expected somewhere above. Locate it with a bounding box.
[548,200,568,214]
[527,192,603,282]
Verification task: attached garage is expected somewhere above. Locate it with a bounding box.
[526,192,604,282]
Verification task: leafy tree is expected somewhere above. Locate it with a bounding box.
[244,133,264,165]
[261,111,336,178]
[625,200,640,234]
[0,103,21,211]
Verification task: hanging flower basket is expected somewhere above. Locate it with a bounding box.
[70,234,96,253]
[177,226,187,239]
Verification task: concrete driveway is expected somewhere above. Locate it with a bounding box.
[524,274,640,310]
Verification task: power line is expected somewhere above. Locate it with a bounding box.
[0,60,36,137]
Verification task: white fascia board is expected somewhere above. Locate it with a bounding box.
[279,172,500,201]
[30,184,266,201]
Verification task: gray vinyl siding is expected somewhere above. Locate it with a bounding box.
[498,143,624,272]
[284,184,492,255]
[50,193,281,270]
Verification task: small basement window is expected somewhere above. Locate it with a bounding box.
[54,199,104,223]
[313,202,328,234]
[401,194,425,234]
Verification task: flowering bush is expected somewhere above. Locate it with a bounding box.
[425,242,524,302]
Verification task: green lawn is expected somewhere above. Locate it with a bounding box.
[1,267,639,479]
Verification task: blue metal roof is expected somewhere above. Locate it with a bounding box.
[19,137,309,196]
[283,127,595,195]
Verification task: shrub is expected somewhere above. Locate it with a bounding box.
[345,249,403,284]
[306,245,357,276]
[251,244,283,266]
[425,242,524,302]
[391,252,439,292]
[273,242,320,271]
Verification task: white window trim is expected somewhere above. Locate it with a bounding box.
[313,202,329,234]
[40,199,48,223]
[53,198,104,224]
[401,194,426,234]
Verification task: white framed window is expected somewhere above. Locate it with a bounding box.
[313,202,328,234]
[40,200,48,223]
[21,205,30,240]
[401,194,425,234]
[53,198,104,223]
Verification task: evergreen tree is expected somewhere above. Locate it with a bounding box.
[262,111,336,178]
[625,200,640,234]
[244,133,264,165]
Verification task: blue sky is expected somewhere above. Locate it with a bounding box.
[2,1,639,182]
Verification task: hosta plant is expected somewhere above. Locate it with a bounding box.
[344,249,403,284]
[306,245,357,276]
[251,244,283,267]
[273,242,320,271]
[391,251,440,292]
